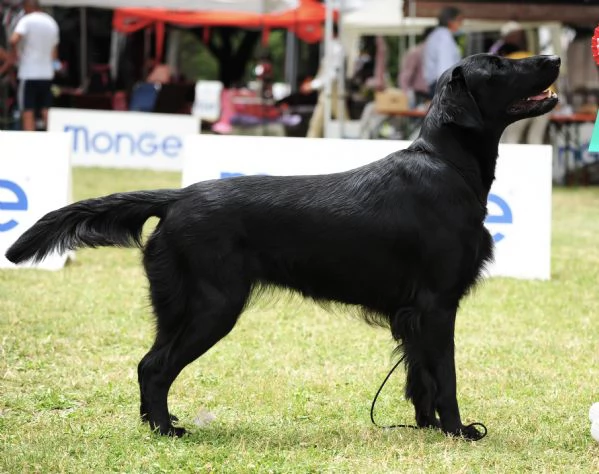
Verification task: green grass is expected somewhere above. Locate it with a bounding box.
[1,168,599,473]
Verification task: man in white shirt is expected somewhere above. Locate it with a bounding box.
[10,0,59,131]
[422,6,464,98]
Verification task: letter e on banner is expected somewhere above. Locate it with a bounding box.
[0,179,28,232]
[486,194,513,243]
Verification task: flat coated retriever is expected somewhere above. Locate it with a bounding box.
[6,53,560,440]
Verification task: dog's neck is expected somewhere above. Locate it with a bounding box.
[415,121,501,203]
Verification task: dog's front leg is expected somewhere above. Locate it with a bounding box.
[426,307,486,441]
[399,306,486,440]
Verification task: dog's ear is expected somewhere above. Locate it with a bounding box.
[437,66,484,130]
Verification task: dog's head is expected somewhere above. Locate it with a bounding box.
[433,53,560,131]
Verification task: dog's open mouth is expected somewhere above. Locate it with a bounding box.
[508,88,558,115]
[525,89,558,102]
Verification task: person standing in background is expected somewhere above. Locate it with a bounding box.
[399,26,434,108]
[10,0,59,131]
[422,6,464,98]
[0,45,13,76]
[2,0,25,44]
[303,23,347,138]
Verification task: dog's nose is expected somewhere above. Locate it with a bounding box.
[542,55,561,68]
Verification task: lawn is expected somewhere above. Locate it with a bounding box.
[1,167,598,473]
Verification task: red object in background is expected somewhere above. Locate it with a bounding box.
[112,0,334,46]
[291,22,323,43]
[231,89,280,119]
[593,26,599,65]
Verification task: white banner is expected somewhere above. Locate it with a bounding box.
[183,135,552,280]
[0,132,72,271]
[487,144,552,280]
[48,108,200,171]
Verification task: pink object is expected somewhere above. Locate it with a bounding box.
[112,91,128,111]
[212,88,234,134]
[399,43,429,95]
[373,36,387,91]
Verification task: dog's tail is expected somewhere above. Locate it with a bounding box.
[5,189,184,265]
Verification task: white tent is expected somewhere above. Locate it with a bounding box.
[342,0,435,38]
[340,0,555,71]
[341,0,554,37]
[340,0,435,73]
[325,0,563,138]
[40,0,299,12]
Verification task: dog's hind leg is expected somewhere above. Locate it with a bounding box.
[139,277,248,436]
[392,307,440,430]
[138,237,249,436]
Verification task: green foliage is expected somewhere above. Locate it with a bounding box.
[177,28,287,84]
[266,30,288,83]
[178,29,219,82]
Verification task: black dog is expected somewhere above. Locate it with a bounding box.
[6,54,560,440]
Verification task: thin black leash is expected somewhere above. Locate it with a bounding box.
[370,356,417,430]
[370,357,488,441]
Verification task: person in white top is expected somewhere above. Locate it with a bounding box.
[302,24,347,138]
[10,0,59,131]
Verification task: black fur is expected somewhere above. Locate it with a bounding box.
[6,54,560,440]
[5,190,182,263]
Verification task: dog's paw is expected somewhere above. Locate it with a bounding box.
[417,418,441,430]
[150,423,187,437]
[165,426,187,437]
[427,418,442,429]
[141,412,179,423]
[446,422,487,441]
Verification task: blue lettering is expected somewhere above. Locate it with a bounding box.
[115,133,135,155]
[0,180,28,232]
[220,172,246,179]
[91,131,113,154]
[137,133,158,156]
[485,194,513,243]
[64,125,89,153]
[162,136,182,157]
[220,172,269,179]
[62,126,181,158]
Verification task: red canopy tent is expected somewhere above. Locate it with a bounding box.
[112,0,333,61]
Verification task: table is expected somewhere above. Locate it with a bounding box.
[363,107,428,140]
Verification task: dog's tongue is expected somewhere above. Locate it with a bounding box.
[528,90,551,101]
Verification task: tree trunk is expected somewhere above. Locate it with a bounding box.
[195,27,261,88]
